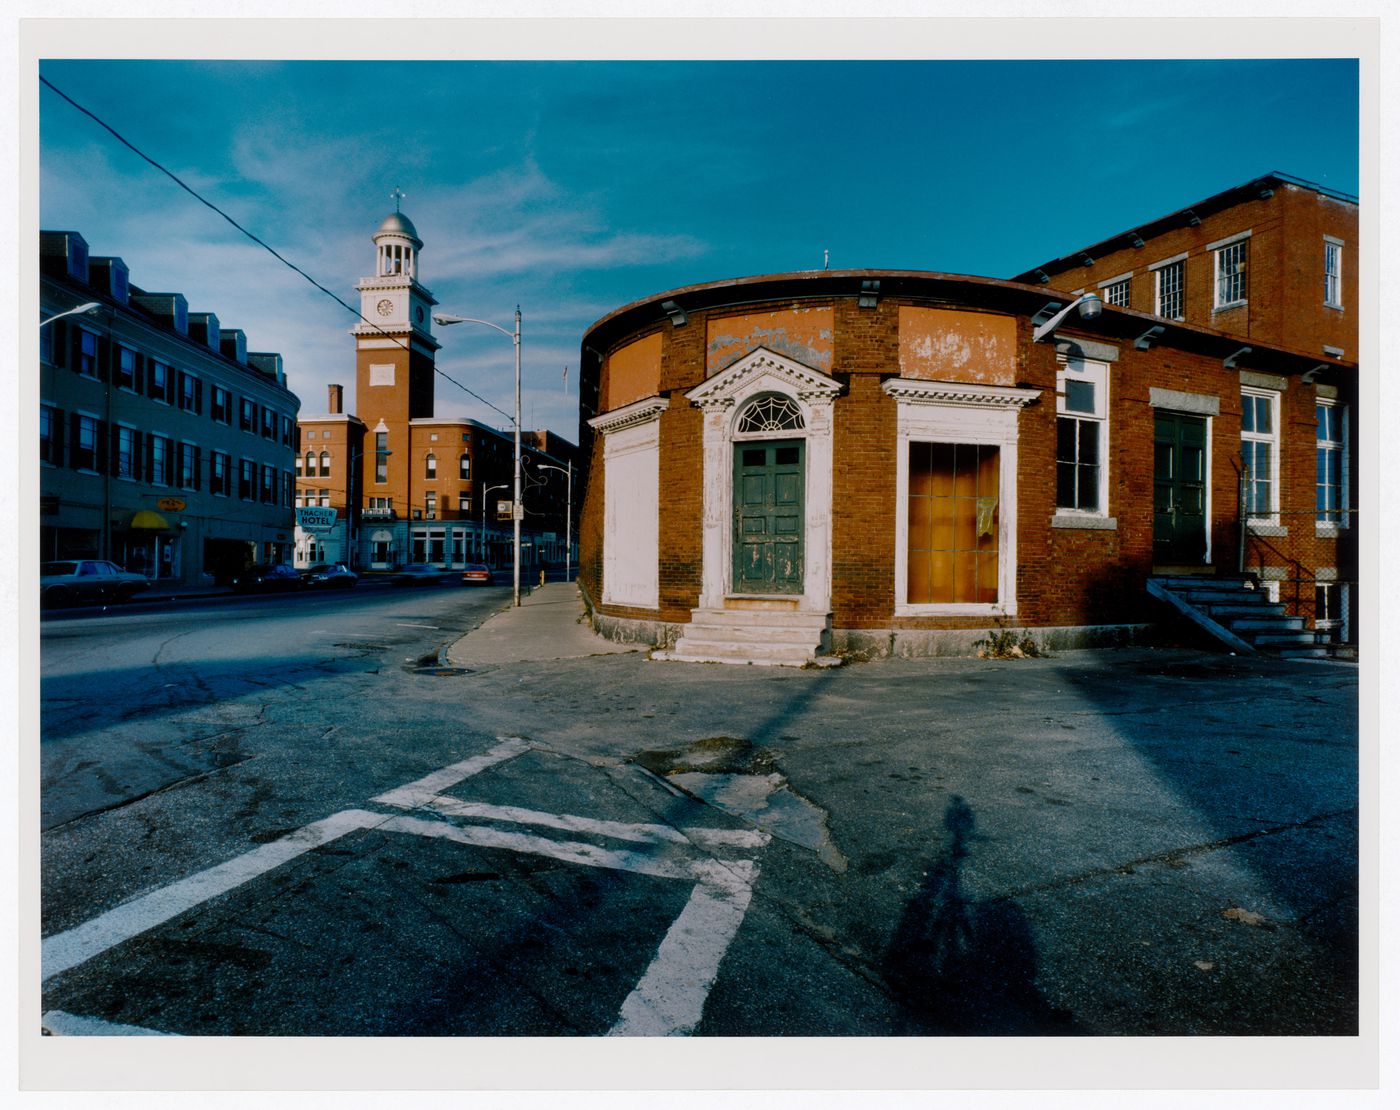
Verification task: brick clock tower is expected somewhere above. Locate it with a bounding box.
[352,205,440,519]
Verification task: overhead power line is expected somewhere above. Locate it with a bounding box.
[40,75,514,426]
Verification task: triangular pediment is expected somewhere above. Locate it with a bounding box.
[686,346,843,409]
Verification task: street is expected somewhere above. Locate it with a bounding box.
[39,587,1359,1039]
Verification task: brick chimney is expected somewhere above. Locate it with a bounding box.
[328,383,344,414]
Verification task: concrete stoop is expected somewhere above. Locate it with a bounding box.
[652,603,838,667]
[1147,575,1329,659]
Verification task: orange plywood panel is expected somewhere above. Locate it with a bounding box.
[604,333,663,412]
[898,307,1017,385]
[706,307,834,376]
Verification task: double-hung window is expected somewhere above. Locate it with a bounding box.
[319,451,331,477]
[239,459,255,500]
[459,453,471,480]
[115,426,135,479]
[1101,276,1131,308]
[76,330,100,377]
[1324,239,1343,308]
[425,452,437,479]
[1240,388,1279,521]
[149,435,169,486]
[1214,236,1249,309]
[211,452,230,496]
[375,432,389,483]
[1055,359,1109,516]
[179,372,201,414]
[240,398,255,433]
[115,347,137,390]
[1154,259,1185,320]
[41,405,58,465]
[1316,401,1346,526]
[179,443,199,490]
[149,360,170,402]
[74,415,98,470]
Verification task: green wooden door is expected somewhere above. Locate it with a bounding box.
[1153,412,1208,563]
[733,440,804,594]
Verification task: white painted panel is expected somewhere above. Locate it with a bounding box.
[603,422,660,609]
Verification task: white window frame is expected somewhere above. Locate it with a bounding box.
[1212,233,1250,310]
[1324,237,1344,309]
[1152,257,1185,320]
[1315,399,1348,533]
[1054,357,1112,525]
[1098,274,1131,308]
[1241,387,1280,524]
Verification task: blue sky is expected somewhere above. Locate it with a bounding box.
[39,55,1360,441]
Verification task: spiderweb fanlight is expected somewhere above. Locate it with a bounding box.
[736,395,804,434]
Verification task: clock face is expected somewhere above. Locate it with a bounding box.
[415,305,425,324]
[376,298,394,317]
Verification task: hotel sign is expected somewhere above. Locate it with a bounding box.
[296,507,339,533]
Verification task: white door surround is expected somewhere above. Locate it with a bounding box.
[686,347,842,613]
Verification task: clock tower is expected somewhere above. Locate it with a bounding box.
[352,206,440,518]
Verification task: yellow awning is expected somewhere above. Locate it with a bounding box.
[129,510,171,530]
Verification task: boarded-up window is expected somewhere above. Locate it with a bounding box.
[907,442,999,604]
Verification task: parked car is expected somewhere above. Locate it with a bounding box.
[392,563,445,586]
[460,564,495,586]
[40,560,151,607]
[301,563,359,589]
[232,563,305,593]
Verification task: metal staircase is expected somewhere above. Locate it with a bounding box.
[653,597,838,667]
[1147,575,1328,659]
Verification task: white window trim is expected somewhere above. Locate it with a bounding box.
[1315,398,1349,534]
[1241,386,1281,526]
[884,379,1040,617]
[1153,258,1186,320]
[1323,237,1344,309]
[1055,357,1111,523]
[1213,237,1249,310]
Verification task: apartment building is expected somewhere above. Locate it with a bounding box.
[40,230,300,585]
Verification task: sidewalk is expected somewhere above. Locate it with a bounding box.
[442,582,639,668]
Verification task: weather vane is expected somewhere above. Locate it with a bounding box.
[391,186,406,213]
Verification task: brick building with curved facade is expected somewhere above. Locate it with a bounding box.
[575,176,1358,664]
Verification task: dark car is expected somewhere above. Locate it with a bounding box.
[392,563,445,586]
[301,563,359,589]
[40,559,151,607]
[460,564,494,586]
[233,563,305,593]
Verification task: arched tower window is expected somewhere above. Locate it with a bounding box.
[735,394,805,436]
[319,451,331,476]
[425,452,437,479]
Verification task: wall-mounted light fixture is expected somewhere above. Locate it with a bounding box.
[1033,269,1050,285]
[1078,253,1096,267]
[1128,233,1145,249]
[1185,209,1201,227]
[858,279,881,309]
[661,300,687,327]
[1031,292,1103,343]
[1223,346,1252,369]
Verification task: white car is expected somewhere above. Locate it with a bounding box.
[40,560,151,607]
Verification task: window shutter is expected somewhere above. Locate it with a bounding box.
[97,336,111,382]
[52,320,68,367]
[134,352,145,393]
[132,430,144,480]
[96,420,109,473]
[193,446,202,491]
[70,328,83,372]
[68,412,82,469]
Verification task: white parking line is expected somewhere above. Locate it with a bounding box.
[42,809,384,982]
[610,859,759,1037]
[396,623,441,629]
[372,736,533,809]
[44,735,765,1036]
[42,1010,177,1036]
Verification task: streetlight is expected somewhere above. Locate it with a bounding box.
[345,447,391,568]
[480,483,509,565]
[1031,292,1103,343]
[433,308,523,607]
[532,460,573,584]
[40,302,101,327]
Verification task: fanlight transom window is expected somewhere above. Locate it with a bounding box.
[735,394,804,436]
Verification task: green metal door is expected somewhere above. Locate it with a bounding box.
[733,440,804,594]
[1153,412,1207,563]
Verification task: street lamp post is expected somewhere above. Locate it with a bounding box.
[40,302,102,328]
[533,461,573,583]
[480,483,509,565]
[433,308,524,607]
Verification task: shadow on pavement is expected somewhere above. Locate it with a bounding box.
[884,795,1076,1035]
